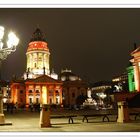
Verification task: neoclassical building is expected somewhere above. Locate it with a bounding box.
[129,46,140,92]
[9,28,88,108]
[59,69,88,107]
[10,28,62,107]
[24,28,50,79]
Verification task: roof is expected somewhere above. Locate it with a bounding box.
[27,28,49,52]
[131,46,140,55]
[26,75,62,84]
[59,69,81,82]
[0,80,9,86]
[60,71,77,77]
[30,28,46,42]
[27,41,49,52]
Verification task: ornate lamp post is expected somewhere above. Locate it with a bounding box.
[0,26,19,124]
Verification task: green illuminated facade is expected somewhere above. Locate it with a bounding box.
[127,65,135,92]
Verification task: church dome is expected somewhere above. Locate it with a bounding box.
[27,41,49,52]
[27,28,49,52]
[59,69,80,81]
[30,28,46,42]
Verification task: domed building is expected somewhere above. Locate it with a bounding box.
[24,28,51,79]
[9,28,88,109]
[60,69,81,81]
[10,28,62,108]
[59,69,88,108]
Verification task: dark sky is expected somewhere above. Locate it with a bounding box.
[0,8,139,83]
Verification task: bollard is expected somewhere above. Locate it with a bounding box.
[0,114,5,123]
[117,101,130,123]
[39,104,51,128]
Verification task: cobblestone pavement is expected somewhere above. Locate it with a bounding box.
[0,109,140,132]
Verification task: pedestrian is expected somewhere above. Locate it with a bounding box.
[14,102,18,112]
[30,103,34,112]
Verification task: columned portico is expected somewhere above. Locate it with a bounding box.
[25,75,62,106]
[130,48,140,92]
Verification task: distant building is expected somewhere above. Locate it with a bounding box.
[91,81,112,99]
[112,72,129,92]
[59,69,88,107]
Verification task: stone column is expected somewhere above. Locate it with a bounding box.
[134,63,140,91]
[60,86,63,105]
[53,85,56,104]
[40,85,42,105]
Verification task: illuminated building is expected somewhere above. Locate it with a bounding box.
[10,28,62,107]
[59,69,88,108]
[91,81,112,99]
[126,63,135,92]
[112,72,128,92]
[129,45,140,92]
[24,28,50,79]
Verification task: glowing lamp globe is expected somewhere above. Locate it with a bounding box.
[0,26,4,40]
[7,32,19,49]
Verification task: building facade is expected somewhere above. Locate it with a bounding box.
[129,46,140,92]
[10,75,62,107]
[24,28,51,79]
[10,28,62,107]
[59,69,88,107]
[112,72,129,92]
[126,64,135,92]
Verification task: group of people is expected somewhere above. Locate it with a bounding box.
[29,103,40,112]
[5,102,41,113]
[6,102,18,113]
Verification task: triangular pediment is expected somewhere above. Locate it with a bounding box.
[26,75,62,83]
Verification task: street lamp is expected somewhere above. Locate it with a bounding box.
[0,25,19,124]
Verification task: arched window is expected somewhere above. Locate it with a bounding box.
[29,90,33,93]
[35,90,40,93]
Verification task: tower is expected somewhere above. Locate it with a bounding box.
[25,28,50,79]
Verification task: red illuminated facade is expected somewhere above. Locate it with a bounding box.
[10,75,62,107]
[10,28,62,107]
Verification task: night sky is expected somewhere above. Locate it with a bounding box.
[0,8,139,83]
